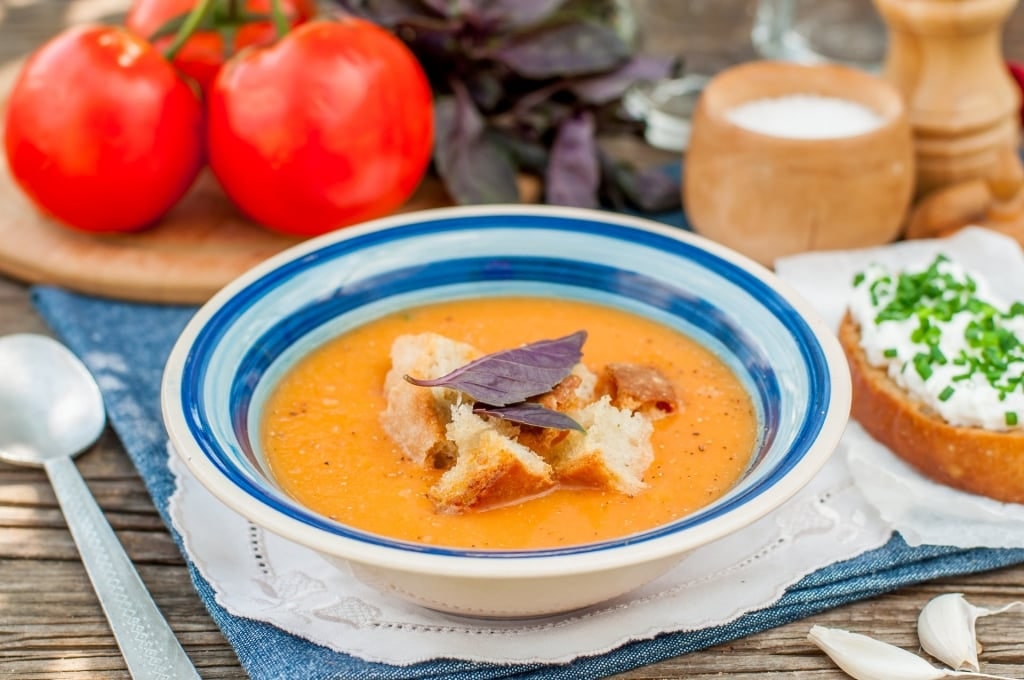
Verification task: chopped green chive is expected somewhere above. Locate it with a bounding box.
[913,353,933,381]
[1007,412,1018,426]
[863,254,1024,403]
[938,386,955,402]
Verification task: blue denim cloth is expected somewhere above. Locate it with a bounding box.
[31,200,1024,678]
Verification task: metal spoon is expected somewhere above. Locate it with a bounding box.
[0,334,200,679]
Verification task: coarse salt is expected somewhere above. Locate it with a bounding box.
[725,94,883,139]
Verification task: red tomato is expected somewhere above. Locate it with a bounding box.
[126,0,317,93]
[207,18,435,236]
[3,25,204,232]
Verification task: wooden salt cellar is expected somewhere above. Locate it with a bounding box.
[874,0,1023,198]
[684,61,914,266]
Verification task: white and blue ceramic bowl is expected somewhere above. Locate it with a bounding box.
[162,205,850,617]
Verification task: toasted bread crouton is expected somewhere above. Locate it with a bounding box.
[549,396,654,495]
[569,362,598,403]
[380,333,481,468]
[429,404,555,513]
[382,333,661,509]
[534,364,598,412]
[598,363,678,420]
[518,364,598,456]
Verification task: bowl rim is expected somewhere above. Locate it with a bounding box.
[161,204,851,579]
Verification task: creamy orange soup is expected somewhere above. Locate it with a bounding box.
[261,297,759,550]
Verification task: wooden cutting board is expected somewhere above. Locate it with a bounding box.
[0,159,459,304]
[0,60,535,304]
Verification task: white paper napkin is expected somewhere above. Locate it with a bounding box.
[776,226,1024,548]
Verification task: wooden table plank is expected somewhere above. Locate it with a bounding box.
[2,2,1024,678]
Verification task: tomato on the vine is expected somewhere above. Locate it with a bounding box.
[3,25,204,232]
[125,0,317,93]
[207,18,435,236]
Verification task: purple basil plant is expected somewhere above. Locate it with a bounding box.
[333,0,682,212]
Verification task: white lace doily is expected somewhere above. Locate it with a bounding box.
[168,441,891,665]
[776,226,1024,549]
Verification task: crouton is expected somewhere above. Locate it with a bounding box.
[518,364,598,456]
[381,333,662,511]
[534,364,597,412]
[428,404,556,512]
[549,396,654,495]
[380,333,480,468]
[598,362,678,420]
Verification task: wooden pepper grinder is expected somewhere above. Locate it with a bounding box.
[874,0,1023,199]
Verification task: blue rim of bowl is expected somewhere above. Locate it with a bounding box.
[177,209,835,561]
[225,254,781,468]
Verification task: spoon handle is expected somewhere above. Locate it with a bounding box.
[45,456,202,680]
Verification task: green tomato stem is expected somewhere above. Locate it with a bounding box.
[222,0,242,56]
[269,0,289,39]
[163,0,218,61]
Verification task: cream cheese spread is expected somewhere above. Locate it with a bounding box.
[849,255,1024,431]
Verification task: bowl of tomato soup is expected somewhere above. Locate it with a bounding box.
[162,205,850,617]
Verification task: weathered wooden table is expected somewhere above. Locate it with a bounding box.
[2,2,1024,678]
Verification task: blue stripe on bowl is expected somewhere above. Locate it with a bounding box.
[229,256,781,464]
[180,212,831,559]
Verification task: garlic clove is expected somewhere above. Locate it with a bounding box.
[807,625,1019,680]
[808,625,952,680]
[917,594,1024,672]
[918,593,986,672]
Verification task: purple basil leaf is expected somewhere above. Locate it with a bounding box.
[599,150,681,213]
[570,55,676,105]
[433,86,520,204]
[419,0,473,17]
[465,69,506,112]
[546,111,599,208]
[404,330,586,405]
[400,21,462,67]
[474,0,565,30]
[628,164,683,212]
[334,0,428,25]
[517,99,574,139]
[493,21,630,78]
[474,402,584,431]
[509,80,562,119]
[491,131,549,174]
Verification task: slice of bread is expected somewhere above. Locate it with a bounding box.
[429,404,556,512]
[839,312,1024,503]
[380,333,480,468]
[548,396,655,496]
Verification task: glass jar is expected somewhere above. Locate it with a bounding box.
[751,0,886,71]
[625,0,758,151]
